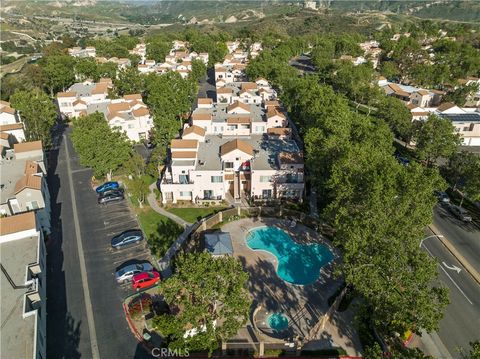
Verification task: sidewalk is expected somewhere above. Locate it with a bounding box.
[147,183,191,227]
[146,183,197,277]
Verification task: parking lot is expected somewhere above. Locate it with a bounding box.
[47,129,154,359]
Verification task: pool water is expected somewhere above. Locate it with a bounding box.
[267,313,289,331]
[246,226,334,285]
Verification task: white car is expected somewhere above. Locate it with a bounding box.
[115,262,153,284]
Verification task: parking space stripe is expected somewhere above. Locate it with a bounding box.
[64,135,101,359]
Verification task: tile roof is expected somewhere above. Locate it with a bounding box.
[14,174,42,194]
[13,141,42,153]
[0,123,23,132]
[267,127,292,136]
[437,102,456,112]
[198,98,213,104]
[171,151,197,159]
[132,107,150,117]
[279,151,303,164]
[227,117,251,124]
[183,125,206,137]
[171,139,198,149]
[57,91,76,98]
[227,101,250,113]
[192,112,212,121]
[217,87,233,94]
[220,139,253,156]
[0,212,36,235]
[123,94,142,101]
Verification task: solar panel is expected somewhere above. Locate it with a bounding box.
[439,113,480,122]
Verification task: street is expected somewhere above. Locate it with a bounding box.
[47,126,153,359]
[433,204,480,274]
[416,207,480,358]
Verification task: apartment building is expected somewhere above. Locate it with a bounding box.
[96,56,131,70]
[0,100,26,142]
[56,80,153,142]
[226,40,241,54]
[68,46,96,58]
[0,140,51,233]
[379,79,445,107]
[216,80,278,105]
[56,78,113,118]
[0,211,47,359]
[85,94,154,142]
[160,100,303,204]
[129,43,147,62]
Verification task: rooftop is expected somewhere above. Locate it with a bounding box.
[0,230,40,359]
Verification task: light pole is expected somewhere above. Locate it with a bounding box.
[419,234,444,248]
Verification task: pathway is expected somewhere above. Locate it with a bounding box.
[146,183,197,277]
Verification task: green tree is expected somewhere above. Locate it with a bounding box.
[70,112,132,178]
[152,252,251,354]
[445,151,480,201]
[325,143,448,336]
[376,96,413,141]
[74,57,98,81]
[364,343,433,359]
[97,62,118,80]
[114,67,145,96]
[414,115,462,166]
[146,38,171,63]
[124,152,150,207]
[189,59,207,83]
[10,88,57,148]
[41,55,76,96]
[444,83,480,106]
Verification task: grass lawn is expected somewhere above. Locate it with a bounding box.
[166,207,227,223]
[137,207,183,259]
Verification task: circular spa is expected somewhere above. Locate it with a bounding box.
[267,313,289,331]
[246,226,334,285]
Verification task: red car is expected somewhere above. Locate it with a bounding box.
[132,271,161,290]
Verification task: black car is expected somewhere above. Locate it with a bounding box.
[111,230,144,249]
[100,188,125,197]
[98,191,124,204]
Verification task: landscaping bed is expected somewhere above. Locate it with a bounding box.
[166,206,228,223]
[137,208,183,258]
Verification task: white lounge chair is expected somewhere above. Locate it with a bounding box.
[290,220,297,228]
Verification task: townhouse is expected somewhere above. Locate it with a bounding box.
[408,102,480,146]
[85,94,154,142]
[457,76,480,107]
[56,80,154,142]
[68,46,96,58]
[129,43,147,62]
[0,211,47,359]
[96,56,131,70]
[379,79,445,107]
[160,99,303,204]
[0,140,51,233]
[0,100,26,142]
[56,78,113,118]
[226,40,241,54]
[216,80,277,105]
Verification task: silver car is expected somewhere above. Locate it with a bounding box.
[449,205,472,222]
[115,262,153,284]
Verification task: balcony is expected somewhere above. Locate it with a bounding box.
[161,177,194,185]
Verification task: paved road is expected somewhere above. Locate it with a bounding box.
[47,126,154,359]
[433,204,480,275]
[289,55,316,74]
[197,67,217,102]
[417,226,480,358]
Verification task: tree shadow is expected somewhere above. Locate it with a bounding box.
[47,124,83,359]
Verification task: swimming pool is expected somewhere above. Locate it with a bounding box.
[246,226,333,285]
[267,313,289,331]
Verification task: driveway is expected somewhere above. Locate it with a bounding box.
[47,126,154,359]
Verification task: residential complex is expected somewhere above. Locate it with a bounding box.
[0,211,47,359]
[0,100,26,143]
[0,140,51,233]
[68,46,96,58]
[56,80,154,142]
[160,43,305,204]
[379,78,480,146]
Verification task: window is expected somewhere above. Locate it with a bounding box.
[211,176,223,183]
[262,189,272,198]
[260,176,271,182]
[128,124,134,129]
[256,126,265,133]
[179,175,189,184]
[26,201,39,210]
[224,162,234,169]
[227,125,237,131]
[179,191,192,197]
[204,190,214,199]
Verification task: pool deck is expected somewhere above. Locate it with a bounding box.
[220,217,362,355]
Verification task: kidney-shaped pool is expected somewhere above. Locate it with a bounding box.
[246,226,334,285]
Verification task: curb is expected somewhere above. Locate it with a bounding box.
[428,225,480,285]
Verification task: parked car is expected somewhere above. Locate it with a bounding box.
[144,140,155,149]
[96,181,119,194]
[111,230,144,249]
[132,271,161,290]
[395,154,410,166]
[115,262,154,284]
[448,205,472,222]
[98,191,124,204]
[434,191,450,204]
[101,188,125,197]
